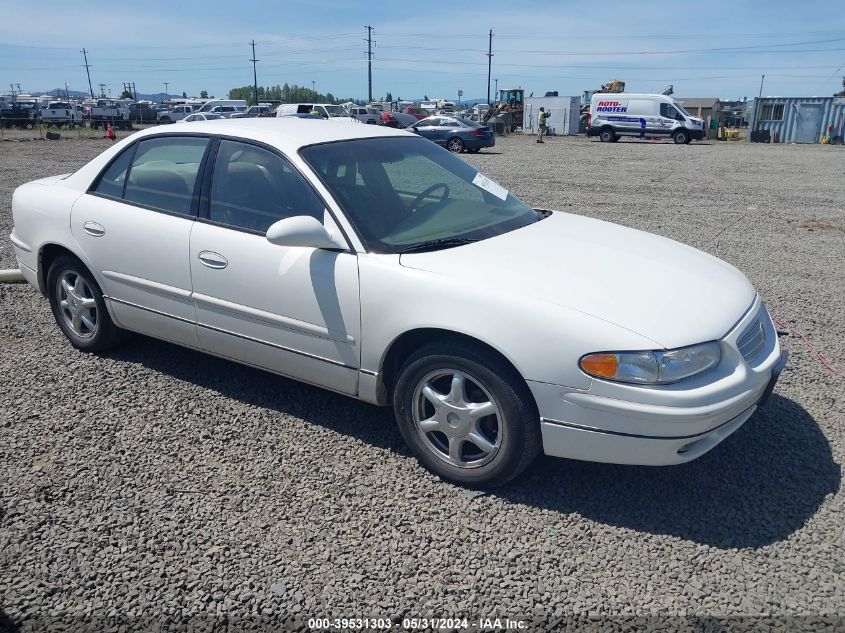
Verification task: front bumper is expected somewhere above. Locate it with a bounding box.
[531,297,786,466]
[690,128,706,140]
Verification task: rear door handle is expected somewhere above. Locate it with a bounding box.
[198,251,228,269]
[83,221,105,237]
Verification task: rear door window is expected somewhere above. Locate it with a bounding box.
[124,136,209,215]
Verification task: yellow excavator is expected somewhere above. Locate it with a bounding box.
[482,87,524,132]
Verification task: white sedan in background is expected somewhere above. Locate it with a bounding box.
[9,119,786,486]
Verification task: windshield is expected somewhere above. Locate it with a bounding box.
[674,102,692,117]
[301,137,543,254]
[324,105,348,118]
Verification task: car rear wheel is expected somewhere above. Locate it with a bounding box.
[393,341,541,487]
[47,255,126,352]
[599,127,616,142]
[673,129,689,144]
[447,137,465,153]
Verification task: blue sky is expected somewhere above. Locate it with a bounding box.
[2,1,844,101]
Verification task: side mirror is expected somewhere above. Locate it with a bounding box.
[265,216,346,250]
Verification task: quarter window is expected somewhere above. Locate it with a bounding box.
[92,146,135,198]
[124,136,209,215]
[209,140,324,233]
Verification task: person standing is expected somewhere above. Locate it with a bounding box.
[537,107,549,143]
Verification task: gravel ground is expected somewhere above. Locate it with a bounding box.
[1,134,843,632]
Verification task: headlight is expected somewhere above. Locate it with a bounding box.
[580,342,721,385]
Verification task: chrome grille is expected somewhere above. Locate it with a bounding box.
[737,319,766,363]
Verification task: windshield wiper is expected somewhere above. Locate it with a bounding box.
[397,237,479,254]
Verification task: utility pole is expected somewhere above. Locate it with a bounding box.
[163,82,169,97]
[494,78,498,100]
[81,48,94,99]
[132,82,137,101]
[250,40,259,106]
[365,25,374,102]
[486,29,494,105]
[311,80,316,99]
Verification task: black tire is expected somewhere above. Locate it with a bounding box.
[673,129,689,144]
[447,137,465,153]
[599,127,616,143]
[393,340,541,487]
[47,255,127,352]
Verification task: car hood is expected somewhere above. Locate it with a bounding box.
[399,211,755,349]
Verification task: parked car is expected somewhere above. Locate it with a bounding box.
[230,105,275,119]
[195,100,248,116]
[410,116,495,153]
[39,101,84,128]
[402,106,430,120]
[157,104,197,124]
[89,100,131,130]
[0,101,39,128]
[182,113,225,122]
[348,107,380,124]
[276,103,350,119]
[380,111,418,129]
[10,119,786,487]
[129,102,160,123]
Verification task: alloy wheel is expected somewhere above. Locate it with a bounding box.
[56,271,98,339]
[412,369,503,468]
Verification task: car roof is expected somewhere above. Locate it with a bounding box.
[154,117,410,152]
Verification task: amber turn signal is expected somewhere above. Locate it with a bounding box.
[580,353,619,378]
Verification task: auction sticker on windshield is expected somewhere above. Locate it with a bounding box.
[472,173,508,201]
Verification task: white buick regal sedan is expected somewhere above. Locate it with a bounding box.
[10,119,787,486]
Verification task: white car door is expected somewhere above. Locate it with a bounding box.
[71,135,211,346]
[189,139,361,394]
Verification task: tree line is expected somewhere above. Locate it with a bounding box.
[228,84,360,105]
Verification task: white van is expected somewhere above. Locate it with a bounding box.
[275,103,351,120]
[587,93,705,144]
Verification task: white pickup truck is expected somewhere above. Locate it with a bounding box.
[157,104,196,124]
[89,100,131,130]
[40,102,85,127]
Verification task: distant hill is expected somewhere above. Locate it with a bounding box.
[34,88,181,102]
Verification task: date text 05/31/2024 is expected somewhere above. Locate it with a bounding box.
[307,617,528,630]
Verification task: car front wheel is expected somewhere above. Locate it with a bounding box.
[394,341,541,487]
[47,255,126,352]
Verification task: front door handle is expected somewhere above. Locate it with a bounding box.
[83,221,105,237]
[198,250,228,269]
